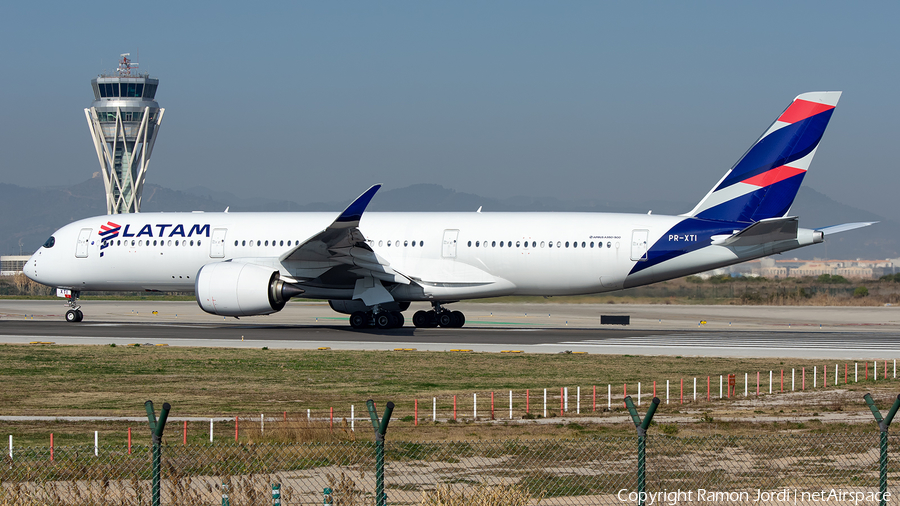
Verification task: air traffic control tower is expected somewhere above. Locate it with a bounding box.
[85,54,164,214]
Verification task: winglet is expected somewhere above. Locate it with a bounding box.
[336,184,382,223]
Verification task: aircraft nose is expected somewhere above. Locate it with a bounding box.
[23,257,37,281]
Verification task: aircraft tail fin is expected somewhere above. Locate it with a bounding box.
[685,91,841,223]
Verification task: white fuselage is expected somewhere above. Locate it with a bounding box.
[24,210,814,302]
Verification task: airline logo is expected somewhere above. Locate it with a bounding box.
[98,222,121,257]
[688,91,841,223]
[98,221,121,240]
[97,222,211,257]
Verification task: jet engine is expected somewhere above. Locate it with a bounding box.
[195,262,304,317]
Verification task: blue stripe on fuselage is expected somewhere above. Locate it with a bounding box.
[629,218,746,275]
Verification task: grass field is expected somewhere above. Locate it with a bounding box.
[1,343,896,447]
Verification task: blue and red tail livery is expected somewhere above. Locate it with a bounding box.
[686,91,841,223]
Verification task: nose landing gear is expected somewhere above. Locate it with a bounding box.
[61,290,83,323]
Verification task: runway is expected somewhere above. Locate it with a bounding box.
[2,300,900,359]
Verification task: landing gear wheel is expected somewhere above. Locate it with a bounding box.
[75,310,84,322]
[375,312,393,329]
[413,310,431,328]
[427,310,439,327]
[438,311,453,328]
[391,311,405,328]
[450,310,465,328]
[349,311,368,329]
[66,310,79,323]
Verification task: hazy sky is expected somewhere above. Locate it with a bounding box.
[1,2,897,219]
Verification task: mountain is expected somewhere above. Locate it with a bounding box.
[1,178,895,260]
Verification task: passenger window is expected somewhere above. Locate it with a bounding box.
[379,240,383,247]
[540,241,545,248]
[557,241,561,248]
[405,240,409,247]
[565,242,570,248]
[532,241,536,248]
[265,240,269,246]
[257,240,261,246]
[499,241,504,248]
[280,240,284,246]
[467,241,471,247]
[387,240,392,246]
[492,241,496,247]
[516,241,521,248]
[582,242,586,248]
[190,240,194,246]
[411,240,416,247]
[507,241,512,247]
[607,241,612,248]
[176,240,180,246]
[475,241,480,247]
[168,240,172,246]
[590,242,594,248]
[419,241,424,247]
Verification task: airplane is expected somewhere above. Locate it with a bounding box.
[24,91,873,328]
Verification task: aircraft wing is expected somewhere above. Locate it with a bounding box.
[279,184,410,285]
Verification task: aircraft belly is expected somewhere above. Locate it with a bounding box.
[624,246,739,287]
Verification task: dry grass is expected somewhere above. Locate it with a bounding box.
[1,344,898,444]
[420,484,540,506]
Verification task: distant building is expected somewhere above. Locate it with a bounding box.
[1,256,31,275]
[699,257,892,279]
[85,54,164,214]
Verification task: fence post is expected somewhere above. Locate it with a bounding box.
[272,483,281,506]
[863,393,900,506]
[624,396,660,506]
[145,401,170,506]
[367,399,394,506]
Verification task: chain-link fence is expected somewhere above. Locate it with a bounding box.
[1,433,899,505]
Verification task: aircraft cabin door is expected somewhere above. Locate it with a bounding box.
[442,229,459,258]
[210,228,227,258]
[631,229,649,261]
[75,228,92,258]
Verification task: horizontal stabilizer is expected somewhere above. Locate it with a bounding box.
[815,222,877,236]
[711,216,798,246]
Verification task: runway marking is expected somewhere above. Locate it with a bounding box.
[562,332,900,352]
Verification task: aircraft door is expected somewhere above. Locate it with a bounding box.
[210,228,227,258]
[631,229,649,261]
[75,228,92,258]
[442,229,459,258]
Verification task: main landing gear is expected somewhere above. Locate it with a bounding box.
[63,290,83,323]
[349,309,406,329]
[412,301,465,328]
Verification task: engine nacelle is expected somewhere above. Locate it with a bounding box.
[328,299,410,315]
[195,262,303,317]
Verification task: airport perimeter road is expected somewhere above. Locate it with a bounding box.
[1,300,900,359]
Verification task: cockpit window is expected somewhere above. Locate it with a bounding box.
[43,236,55,248]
